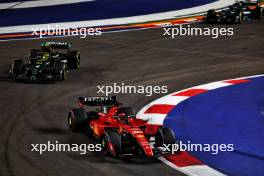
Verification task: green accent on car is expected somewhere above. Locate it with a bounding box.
[41,41,72,49]
[34,53,50,65]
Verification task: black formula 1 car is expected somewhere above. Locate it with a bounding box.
[9,42,80,82]
[68,96,176,157]
[206,1,264,24]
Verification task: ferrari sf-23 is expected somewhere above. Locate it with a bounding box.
[68,96,177,157]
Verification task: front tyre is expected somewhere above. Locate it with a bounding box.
[155,127,176,147]
[206,9,216,23]
[101,129,121,157]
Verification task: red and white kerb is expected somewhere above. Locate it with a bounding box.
[137,75,263,176]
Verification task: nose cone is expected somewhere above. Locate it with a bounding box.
[134,134,153,157]
[143,146,154,157]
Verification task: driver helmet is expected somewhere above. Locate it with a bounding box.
[103,106,109,114]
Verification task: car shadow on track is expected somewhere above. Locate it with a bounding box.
[32,127,69,135]
[67,152,160,165]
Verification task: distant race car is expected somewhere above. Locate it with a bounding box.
[206,1,264,24]
[246,0,264,18]
[68,96,176,157]
[9,41,80,82]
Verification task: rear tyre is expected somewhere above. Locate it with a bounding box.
[101,129,121,157]
[235,11,243,24]
[9,60,24,78]
[68,108,88,132]
[67,51,80,69]
[260,7,264,19]
[155,127,176,147]
[55,62,68,81]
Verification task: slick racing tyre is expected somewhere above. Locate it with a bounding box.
[67,51,80,69]
[56,62,68,81]
[235,11,243,24]
[68,108,88,132]
[155,127,176,147]
[9,60,24,78]
[206,9,215,23]
[29,49,41,58]
[101,129,121,157]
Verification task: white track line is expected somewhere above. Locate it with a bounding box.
[0,0,95,10]
[0,0,236,34]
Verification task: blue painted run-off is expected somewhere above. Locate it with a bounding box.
[164,76,264,176]
[0,0,216,27]
[1,0,20,2]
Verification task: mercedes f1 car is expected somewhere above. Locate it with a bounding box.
[9,42,80,82]
[206,1,264,24]
[68,96,176,157]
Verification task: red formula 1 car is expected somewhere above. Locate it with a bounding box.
[67,96,176,157]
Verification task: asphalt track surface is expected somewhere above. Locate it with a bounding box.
[0,21,263,176]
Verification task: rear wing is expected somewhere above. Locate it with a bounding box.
[78,96,121,106]
[41,42,71,49]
